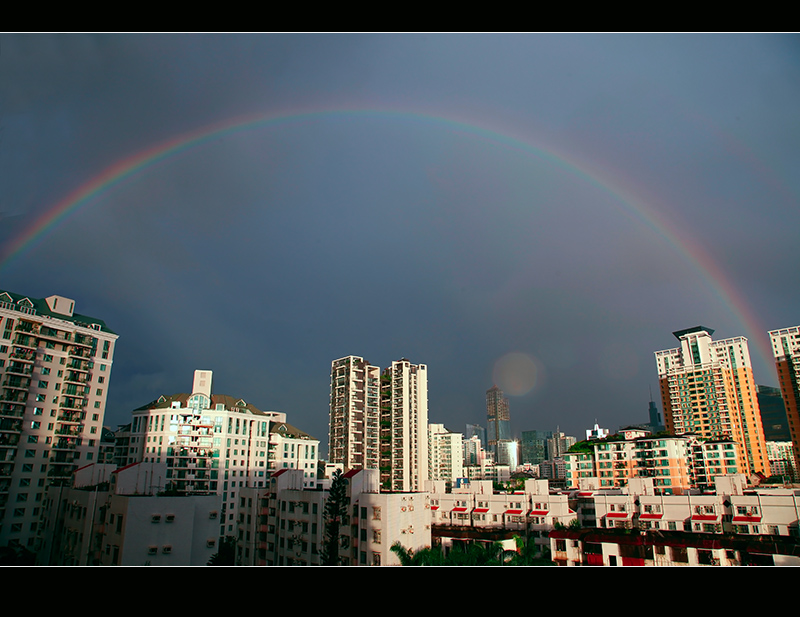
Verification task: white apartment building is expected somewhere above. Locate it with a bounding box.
[329,356,381,471]
[129,370,316,536]
[238,468,431,566]
[382,359,428,492]
[0,289,118,549]
[268,421,319,488]
[39,462,218,566]
[330,356,428,492]
[428,423,464,484]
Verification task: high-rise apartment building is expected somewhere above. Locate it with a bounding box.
[329,356,381,471]
[486,385,510,459]
[655,326,770,478]
[329,356,427,492]
[0,289,118,548]
[768,326,800,473]
[380,359,428,492]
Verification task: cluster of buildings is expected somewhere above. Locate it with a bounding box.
[3,286,800,566]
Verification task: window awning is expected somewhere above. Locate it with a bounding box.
[691,514,719,521]
[473,508,489,513]
[638,513,663,520]
[732,515,761,523]
[505,509,523,515]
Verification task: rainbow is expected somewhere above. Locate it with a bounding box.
[0,108,773,367]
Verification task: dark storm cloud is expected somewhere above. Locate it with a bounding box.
[1,34,798,448]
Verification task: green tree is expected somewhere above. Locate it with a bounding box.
[207,535,236,566]
[321,469,349,565]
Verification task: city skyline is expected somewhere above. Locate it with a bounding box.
[1,34,798,448]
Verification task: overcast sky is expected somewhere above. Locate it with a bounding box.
[1,34,798,451]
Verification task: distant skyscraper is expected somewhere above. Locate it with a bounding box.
[655,326,770,478]
[648,397,665,433]
[0,289,118,549]
[520,430,551,466]
[768,326,800,473]
[465,423,486,447]
[486,385,510,459]
[757,385,790,441]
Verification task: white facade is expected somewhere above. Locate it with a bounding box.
[40,462,218,565]
[0,290,118,549]
[383,360,428,492]
[239,468,431,566]
[329,356,381,470]
[268,421,319,488]
[428,423,464,484]
[129,370,314,537]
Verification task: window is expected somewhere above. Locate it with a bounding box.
[38,381,48,388]
[41,367,50,375]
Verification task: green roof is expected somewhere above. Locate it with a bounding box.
[0,288,115,334]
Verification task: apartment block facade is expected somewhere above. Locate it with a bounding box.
[237,468,431,566]
[129,370,317,537]
[0,289,117,549]
[330,356,428,492]
[329,356,381,471]
[655,326,769,478]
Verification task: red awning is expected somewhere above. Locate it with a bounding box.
[529,510,549,516]
[505,509,523,515]
[451,507,468,512]
[638,513,663,520]
[732,515,762,523]
[606,512,630,519]
[430,506,439,511]
[473,508,489,513]
[691,514,719,521]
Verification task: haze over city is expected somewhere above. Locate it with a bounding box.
[1,33,798,452]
